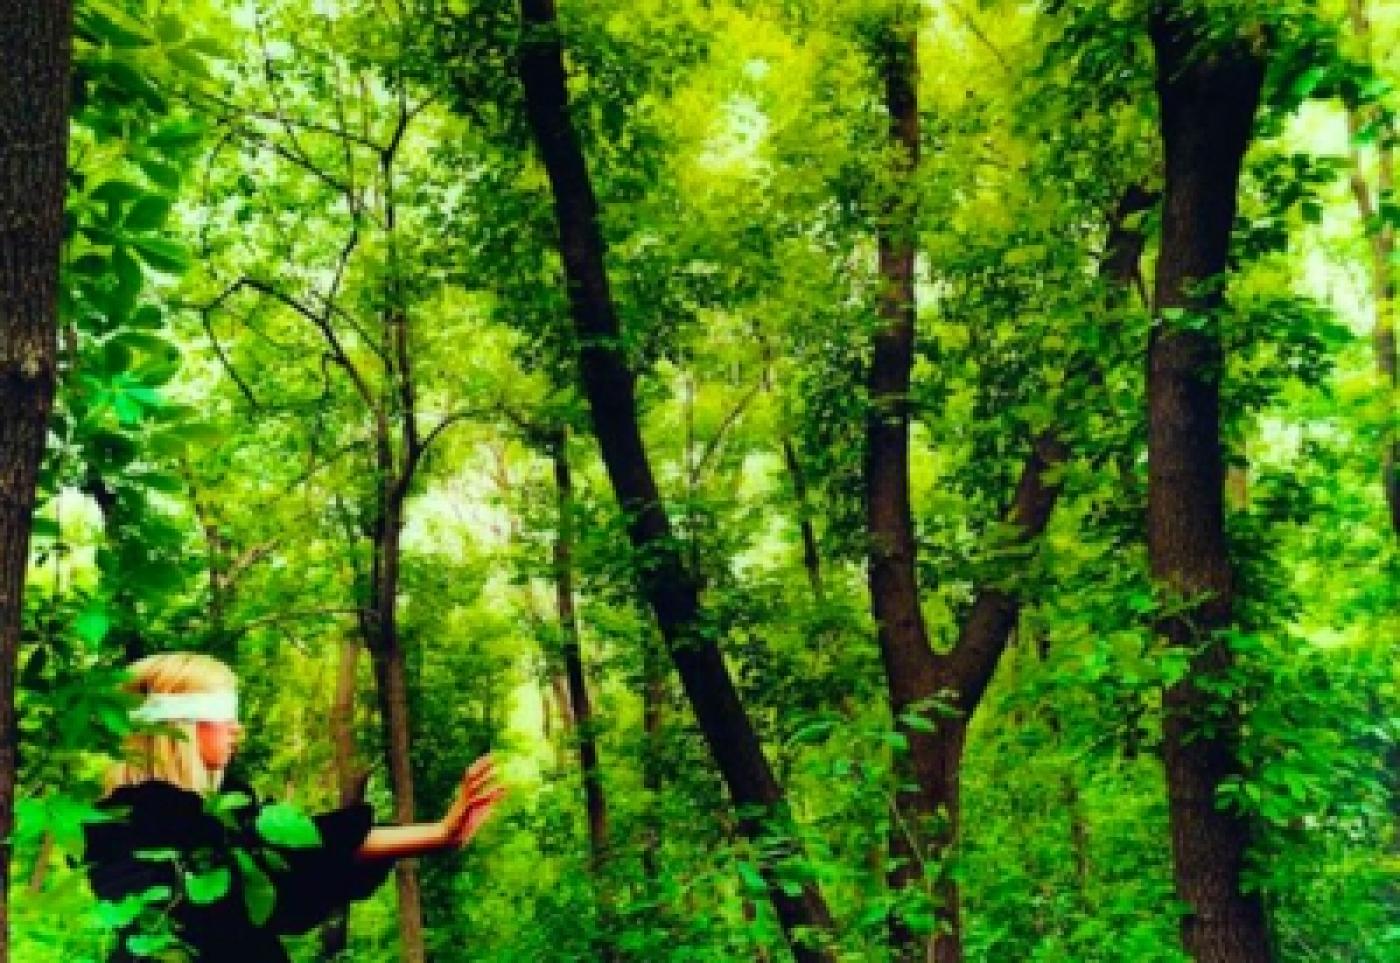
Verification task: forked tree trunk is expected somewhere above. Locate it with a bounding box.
[1147,7,1273,962]
[866,18,1157,962]
[514,2,836,957]
[0,4,73,959]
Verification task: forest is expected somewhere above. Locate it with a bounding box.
[0,0,1395,961]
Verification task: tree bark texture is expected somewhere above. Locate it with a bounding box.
[0,3,73,959]
[1148,8,1274,962]
[514,2,837,957]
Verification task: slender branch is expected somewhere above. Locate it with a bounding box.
[947,0,1010,72]
[417,408,483,463]
[198,289,263,410]
[692,373,766,484]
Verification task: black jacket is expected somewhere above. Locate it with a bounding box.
[82,779,394,962]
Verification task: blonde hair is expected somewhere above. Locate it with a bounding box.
[104,651,238,795]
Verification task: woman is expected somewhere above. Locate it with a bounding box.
[83,651,504,962]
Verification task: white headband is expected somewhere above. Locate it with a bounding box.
[130,691,239,724]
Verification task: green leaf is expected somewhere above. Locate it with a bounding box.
[124,197,172,232]
[184,867,231,905]
[94,895,144,929]
[77,10,152,49]
[1289,66,1327,102]
[112,245,144,294]
[255,803,322,849]
[130,236,190,274]
[153,14,184,44]
[897,711,938,734]
[74,602,111,646]
[83,429,138,471]
[736,859,766,895]
[100,337,134,375]
[91,180,146,206]
[233,849,276,926]
[138,159,181,192]
[125,932,180,958]
[130,303,164,329]
[148,120,205,151]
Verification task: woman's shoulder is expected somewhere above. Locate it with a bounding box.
[100,777,258,809]
[90,780,234,852]
[100,778,202,813]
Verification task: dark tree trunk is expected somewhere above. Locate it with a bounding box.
[861,13,1034,963]
[865,23,1155,963]
[368,489,425,963]
[1147,8,1273,962]
[0,4,73,959]
[321,635,366,959]
[514,2,836,957]
[552,433,610,870]
[862,20,940,956]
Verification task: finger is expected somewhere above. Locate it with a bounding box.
[466,787,506,810]
[462,773,502,805]
[459,790,507,827]
[449,780,503,830]
[461,758,496,795]
[452,791,506,847]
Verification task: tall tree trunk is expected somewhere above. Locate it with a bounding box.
[0,4,72,959]
[553,437,618,962]
[514,2,837,957]
[862,16,953,959]
[369,488,425,963]
[1147,8,1273,962]
[552,432,610,869]
[1344,0,1399,534]
[865,22,1152,962]
[321,635,366,959]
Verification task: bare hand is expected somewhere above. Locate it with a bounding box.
[440,754,506,850]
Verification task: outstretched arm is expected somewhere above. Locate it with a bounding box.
[354,754,505,862]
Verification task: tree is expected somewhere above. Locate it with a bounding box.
[513,0,838,957]
[1147,5,1273,960]
[0,3,74,958]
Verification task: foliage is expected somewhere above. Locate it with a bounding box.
[11,0,1396,961]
